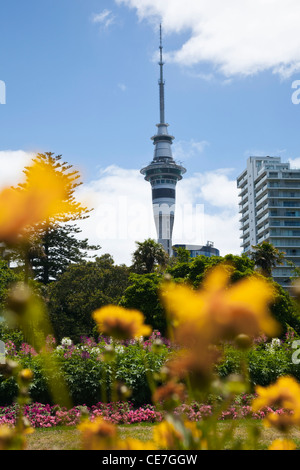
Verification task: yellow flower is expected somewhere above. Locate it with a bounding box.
[93,305,152,340]
[118,438,157,450]
[0,160,80,242]
[268,439,297,450]
[183,420,201,439]
[153,419,203,450]
[0,425,15,450]
[252,376,300,430]
[153,420,183,449]
[78,417,118,450]
[19,368,34,384]
[161,264,279,343]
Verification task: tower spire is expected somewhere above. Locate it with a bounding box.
[159,24,165,124]
[141,25,186,256]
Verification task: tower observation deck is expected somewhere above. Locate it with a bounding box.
[141,25,186,256]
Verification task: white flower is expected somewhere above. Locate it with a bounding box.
[91,347,101,355]
[266,338,281,353]
[61,337,73,347]
[271,338,281,348]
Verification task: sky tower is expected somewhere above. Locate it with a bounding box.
[141,25,186,256]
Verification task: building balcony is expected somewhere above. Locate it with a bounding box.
[255,193,269,210]
[239,211,249,223]
[256,212,269,226]
[257,223,269,236]
[255,185,268,199]
[238,187,248,198]
[256,204,268,219]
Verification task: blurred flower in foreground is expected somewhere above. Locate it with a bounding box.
[165,346,220,390]
[152,381,187,409]
[78,417,156,450]
[0,160,79,243]
[0,424,33,450]
[161,264,279,344]
[78,417,118,450]
[0,425,16,450]
[252,376,300,431]
[118,439,157,450]
[268,439,297,450]
[153,419,202,450]
[93,305,152,341]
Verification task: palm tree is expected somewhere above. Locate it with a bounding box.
[132,239,169,274]
[250,241,285,278]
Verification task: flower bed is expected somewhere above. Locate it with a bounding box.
[0,399,290,429]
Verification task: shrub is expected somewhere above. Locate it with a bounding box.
[0,335,170,407]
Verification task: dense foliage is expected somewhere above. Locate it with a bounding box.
[0,332,169,407]
[47,255,130,342]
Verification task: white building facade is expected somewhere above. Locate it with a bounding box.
[237,156,300,287]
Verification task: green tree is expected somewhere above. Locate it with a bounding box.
[9,152,96,283]
[120,273,166,334]
[0,260,20,312]
[251,241,285,278]
[29,224,100,284]
[269,283,300,336]
[47,255,130,342]
[124,252,299,337]
[172,246,191,263]
[167,253,254,288]
[131,239,169,274]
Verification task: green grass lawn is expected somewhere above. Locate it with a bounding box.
[25,424,155,451]
[25,421,300,450]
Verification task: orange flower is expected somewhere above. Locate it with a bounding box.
[93,305,152,340]
[152,381,187,407]
[165,346,220,389]
[161,264,279,343]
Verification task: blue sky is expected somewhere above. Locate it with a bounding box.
[1,1,300,264]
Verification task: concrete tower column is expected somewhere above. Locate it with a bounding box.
[141,25,186,256]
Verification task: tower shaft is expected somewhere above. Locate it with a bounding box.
[141,25,186,256]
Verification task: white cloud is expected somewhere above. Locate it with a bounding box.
[0,152,240,264]
[289,157,300,169]
[116,0,300,78]
[173,139,209,161]
[0,150,34,189]
[76,165,241,264]
[118,83,127,92]
[92,9,116,29]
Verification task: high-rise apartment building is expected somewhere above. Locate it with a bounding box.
[237,156,300,287]
[141,26,186,256]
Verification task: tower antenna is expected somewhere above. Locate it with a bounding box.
[159,23,165,124]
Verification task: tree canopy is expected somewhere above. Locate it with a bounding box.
[251,241,285,278]
[47,255,130,342]
[131,239,169,274]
